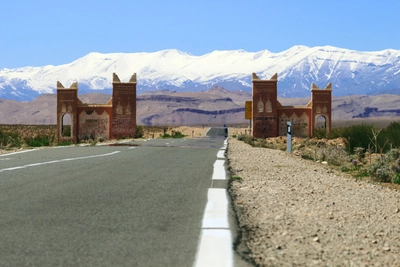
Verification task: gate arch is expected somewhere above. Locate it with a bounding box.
[252,73,332,138]
[57,73,137,143]
[61,113,72,137]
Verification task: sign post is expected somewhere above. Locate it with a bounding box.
[287,121,292,153]
[245,101,252,135]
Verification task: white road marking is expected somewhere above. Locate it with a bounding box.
[194,229,233,267]
[202,188,229,229]
[194,136,233,267]
[0,149,36,157]
[0,151,120,173]
[217,150,225,159]
[212,159,226,180]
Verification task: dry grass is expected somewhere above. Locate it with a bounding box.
[332,117,400,128]
[0,124,239,145]
[0,124,57,140]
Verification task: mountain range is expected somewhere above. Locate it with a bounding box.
[1,46,400,101]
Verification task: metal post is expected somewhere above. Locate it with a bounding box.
[287,121,292,153]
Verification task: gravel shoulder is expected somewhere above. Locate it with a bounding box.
[228,138,400,266]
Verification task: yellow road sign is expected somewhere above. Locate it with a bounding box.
[245,101,252,120]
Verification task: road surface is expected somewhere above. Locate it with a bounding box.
[0,127,242,266]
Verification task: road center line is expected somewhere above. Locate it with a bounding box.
[0,151,120,173]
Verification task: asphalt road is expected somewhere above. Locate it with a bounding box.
[0,128,227,266]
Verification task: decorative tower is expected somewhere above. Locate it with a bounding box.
[111,73,137,139]
[311,83,332,135]
[56,81,78,143]
[252,73,279,138]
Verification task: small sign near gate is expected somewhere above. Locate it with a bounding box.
[245,101,252,120]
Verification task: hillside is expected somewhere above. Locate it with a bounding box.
[0,88,249,125]
[0,88,399,126]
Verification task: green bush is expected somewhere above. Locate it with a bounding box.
[375,168,391,182]
[24,135,52,147]
[342,124,374,153]
[323,124,389,154]
[0,130,22,148]
[384,122,400,148]
[314,128,328,139]
[135,125,144,138]
[162,131,185,139]
[171,131,185,138]
[393,173,400,184]
[369,155,392,182]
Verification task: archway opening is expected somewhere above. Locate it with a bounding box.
[314,115,327,137]
[316,115,326,128]
[61,114,72,137]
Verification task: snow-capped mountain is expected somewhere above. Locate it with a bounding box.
[1,45,400,101]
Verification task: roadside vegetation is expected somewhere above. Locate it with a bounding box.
[161,130,185,138]
[0,124,186,151]
[0,125,57,149]
[237,121,400,186]
[140,126,186,139]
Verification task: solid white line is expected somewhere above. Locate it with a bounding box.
[194,229,233,267]
[0,151,120,173]
[217,150,225,159]
[194,136,232,267]
[202,188,229,229]
[212,159,226,180]
[0,149,36,157]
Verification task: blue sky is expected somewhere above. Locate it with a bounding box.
[1,0,399,69]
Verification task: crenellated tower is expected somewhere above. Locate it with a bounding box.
[310,82,332,134]
[252,73,279,138]
[111,73,137,139]
[57,81,78,143]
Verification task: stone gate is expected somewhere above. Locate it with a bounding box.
[252,73,332,138]
[57,73,137,143]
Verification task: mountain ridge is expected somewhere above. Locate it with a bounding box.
[1,45,400,101]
